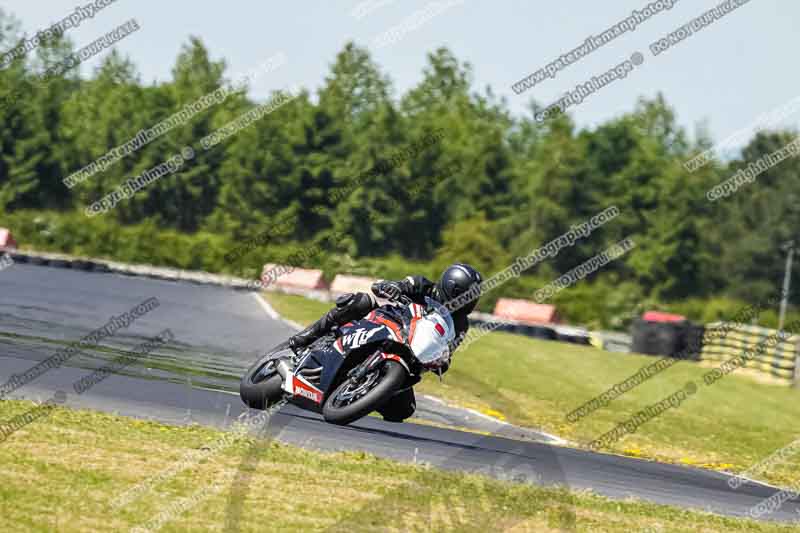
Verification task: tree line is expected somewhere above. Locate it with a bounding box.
[1,8,798,329]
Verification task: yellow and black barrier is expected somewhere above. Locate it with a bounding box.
[701,322,799,385]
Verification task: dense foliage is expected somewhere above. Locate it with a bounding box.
[1,9,798,329]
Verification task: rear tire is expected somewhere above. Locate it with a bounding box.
[240,344,291,410]
[323,360,406,426]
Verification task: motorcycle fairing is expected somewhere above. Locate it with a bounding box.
[290,374,323,405]
[289,302,423,410]
[292,318,399,394]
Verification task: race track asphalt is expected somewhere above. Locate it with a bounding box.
[1,263,798,524]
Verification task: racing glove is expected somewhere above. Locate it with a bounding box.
[371,280,403,300]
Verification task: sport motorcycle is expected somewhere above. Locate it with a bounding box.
[240,296,454,425]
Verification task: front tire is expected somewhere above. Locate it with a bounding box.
[323,360,407,425]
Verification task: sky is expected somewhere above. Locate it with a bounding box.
[2,0,798,152]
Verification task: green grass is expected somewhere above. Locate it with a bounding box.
[263,292,800,489]
[1,399,796,532]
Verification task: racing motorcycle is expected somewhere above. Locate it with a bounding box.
[239,296,453,425]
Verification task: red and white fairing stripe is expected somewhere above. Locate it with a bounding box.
[383,323,402,343]
[290,374,323,404]
[369,316,403,343]
[407,302,424,344]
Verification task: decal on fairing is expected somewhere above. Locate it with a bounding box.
[292,375,322,404]
[340,327,383,350]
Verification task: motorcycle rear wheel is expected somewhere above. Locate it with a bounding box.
[240,344,291,410]
[322,360,406,425]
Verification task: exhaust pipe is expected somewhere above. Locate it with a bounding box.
[275,358,293,393]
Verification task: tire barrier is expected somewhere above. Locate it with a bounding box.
[6,250,253,289]
[589,331,633,352]
[71,259,92,271]
[48,259,73,269]
[554,325,592,345]
[684,323,706,360]
[468,313,590,344]
[631,318,704,360]
[515,323,558,340]
[700,322,799,385]
[478,298,593,345]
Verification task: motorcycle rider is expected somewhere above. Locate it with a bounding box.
[288,263,483,422]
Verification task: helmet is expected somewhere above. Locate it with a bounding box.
[436,263,483,314]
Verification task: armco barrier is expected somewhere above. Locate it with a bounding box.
[493,298,559,324]
[6,249,253,289]
[700,322,798,385]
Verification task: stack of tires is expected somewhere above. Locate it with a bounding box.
[631,311,704,359]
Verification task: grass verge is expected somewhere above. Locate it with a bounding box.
[1,399,796,532]
[262,291,800,489]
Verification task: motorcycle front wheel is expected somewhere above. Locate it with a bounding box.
[322,360,406,425]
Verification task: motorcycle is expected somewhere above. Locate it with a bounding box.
[240,296,454,425]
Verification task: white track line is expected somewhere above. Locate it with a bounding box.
[421,394,569,445]
[250,292,303,330]
[720,473,785,491]
[251,292,279,319]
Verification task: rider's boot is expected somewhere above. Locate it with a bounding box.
[288,318,331,354]
[288,293,377,355]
